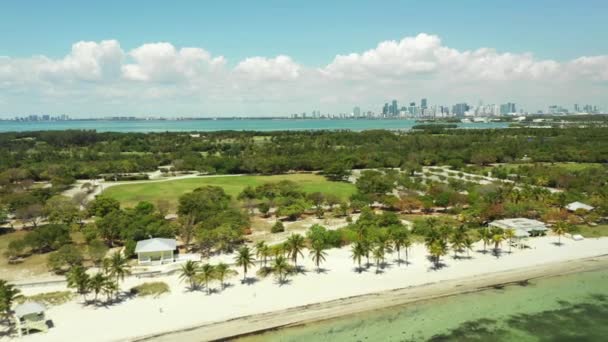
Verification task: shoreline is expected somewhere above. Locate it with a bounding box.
[135,254,608,342]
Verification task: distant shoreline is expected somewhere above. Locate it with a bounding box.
[135,254,608,342]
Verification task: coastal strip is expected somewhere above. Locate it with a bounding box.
[133,254,608,342]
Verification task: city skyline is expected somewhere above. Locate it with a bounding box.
[1,1,608,118]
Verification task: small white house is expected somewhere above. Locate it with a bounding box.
[134,238,177,265]
[566,201,594,212]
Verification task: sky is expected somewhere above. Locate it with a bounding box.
[1,0,607,117]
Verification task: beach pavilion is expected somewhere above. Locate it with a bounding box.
[134,238,177,265]
[14,302,49,337]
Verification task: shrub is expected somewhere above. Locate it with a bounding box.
[130,282,170,298]
[271,221,285,233]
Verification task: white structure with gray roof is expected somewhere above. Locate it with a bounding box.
[489,218,548,237]
[566,201,594,212]
[134,238,177,265]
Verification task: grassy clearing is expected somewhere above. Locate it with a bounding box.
[572,224,608,238]
[0,230,49,281]
[130,282,170,298]
[104,173,356,210]
[17,291,74,306]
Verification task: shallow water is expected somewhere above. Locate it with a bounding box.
[238,269,608,341]
[0,119,508,133]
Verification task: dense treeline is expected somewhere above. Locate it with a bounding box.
[1,128,607,183]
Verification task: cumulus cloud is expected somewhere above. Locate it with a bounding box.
[122,43,225,82]
[234,55,301,81]
[0,34,607,116]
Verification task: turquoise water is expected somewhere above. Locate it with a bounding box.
[239,269,608,342]
[0,119,509,133]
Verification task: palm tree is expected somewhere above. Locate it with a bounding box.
[492,234,504,257]
[89,272,107,303]
[272,256,291,285]
[309,241,328,273]
[107,251,131,287]
[403,235,412,265]
[463,237,474,258]
[234,246,255,283]
[285,234,306,267]
[362,238,372,268]
[255,241,267,266]
[102,279,118,302]
[553,222,568,246]
[429,241,447,269]
[66,265,91,301]
[504,228,516,253]
[179,260,199,290]
[480,228,492,253]
[0,280,22,321]
[351,242,365,273]
[198,264,216,295]
[214,262,237,290]
[450,226,467,259]
[373,244,386,273]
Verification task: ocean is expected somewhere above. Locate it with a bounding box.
[0,119,509,133]
[238,268,608,342]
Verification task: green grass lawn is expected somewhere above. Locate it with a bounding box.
[573,224,608,238]
[103,173,356,210]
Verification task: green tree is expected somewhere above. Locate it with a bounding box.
[198,264,216,295]
[553,222,569,246]
[66,266,90,301]
[87,196,120,218]
[272,255,291,285]
[389,225,409,266]
[285,234,306,267]
[179,260,199,290]
[87,239,108,266]
[106,251,131,286]
[504,228,516,253]
[214,262,237,291]
[309,241,328,273]
[234,246,255,283]
[47,244,84,273]
[88,273,107,303]
[429,241,448,269]
[0,280,22,320]
[351,242,366,273]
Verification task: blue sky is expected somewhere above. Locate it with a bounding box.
[0,0,607,117]
[2,0,607,64]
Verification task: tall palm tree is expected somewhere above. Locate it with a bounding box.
[309,241,328,273]
[272,256,291,285]
[89,272,107,303]
[234,246,255,283]
[102,279,118,302]
[429,241,447,269]
[179,260,200,290]
[403,235,412,265]
[553,222,568,246]
[0,280,22,320]
[480,228,492,253]
[351,242,366,273]
[214,262,237,290]
[373,244,386,273]
[492,234,504,257]
[450,226,467,259]
[198,264,216,295]
[463,237,474,258]
[285,234,306,267]
[107,251,131,287]
[504,228,516,253]
[255,241,267,266]
[66,265,91,301]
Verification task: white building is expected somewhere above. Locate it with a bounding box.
[134,238,177,265]
[565,201,594,212]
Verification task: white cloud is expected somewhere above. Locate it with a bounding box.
[234,55,301,81]
[0,34,607,116]
[122,43,225,82]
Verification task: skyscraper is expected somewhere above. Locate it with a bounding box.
[391,100,398,116]
[353,106,361,117]
[421,98,428,109]
[452,103,469,117]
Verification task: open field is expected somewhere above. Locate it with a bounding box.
[0,230,49,281]
[573,224,608,238]
[103,173,356,210]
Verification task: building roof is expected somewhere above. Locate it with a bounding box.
[490,218,548,233]
[566,201,594,212]
[14,302,46,318]
[134,238,177,253]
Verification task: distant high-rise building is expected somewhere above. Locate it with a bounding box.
[391,100,398,116]
[353,106,361,117]
[382,103,389,116]
[452,103,469,117]
[421,98,428,109]
[500,103,516,115]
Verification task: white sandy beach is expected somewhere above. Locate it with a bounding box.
[6,236,608,342]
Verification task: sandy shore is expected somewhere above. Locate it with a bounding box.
[8,236,608,342]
